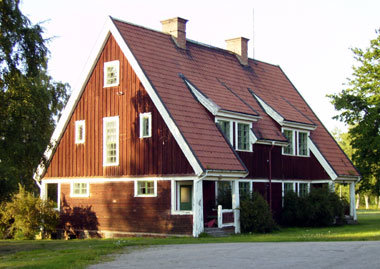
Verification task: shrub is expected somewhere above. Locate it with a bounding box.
[281,187,347,227]
[0,185,59,239]
[240,192,277,233]
[281,191,305,226]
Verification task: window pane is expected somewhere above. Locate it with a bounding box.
[137,181,154,195]
[47,183,58,208]
[179,185,192,211]
[299,183,308,197]
[239,182,250,198]
[217,120,230,142]
[237,123,249,150]
[283,130,294,155]
[298,132,308,156]
[105,119,118,164]
[284,183,294,193]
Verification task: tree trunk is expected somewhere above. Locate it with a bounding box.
[356,193,360,209]
[364,194,369,209]
[378,196,380,209]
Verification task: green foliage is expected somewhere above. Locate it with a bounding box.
[0,0,70,200]
[328,29,380,195]
[281,187,346,227]
[0,184,59,239]
[240,192,277,233]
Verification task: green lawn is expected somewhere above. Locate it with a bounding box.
[1,210,379,269]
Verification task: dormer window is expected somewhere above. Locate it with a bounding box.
[216,119,232,143]
[104,60,120,87]
[236,122,250,151]
[139,112,152,138]
[75,120,85,144]
[282,128,309,157]
[283,129,294,155]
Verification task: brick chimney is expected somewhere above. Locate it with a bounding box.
[226,37,249,66]
[161,17,188,49]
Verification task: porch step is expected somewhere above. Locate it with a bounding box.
[204,227,234,237]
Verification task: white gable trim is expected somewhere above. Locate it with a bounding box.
[184,79,220,115]
[308,137,338,180]
[108,18,203,175]
[34,17,204,183]
[253,93,316,131]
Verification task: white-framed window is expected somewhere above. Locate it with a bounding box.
[171,180,193,214]
[298,182,310,197]
[139,112,152,138]
[239,181,252,198]
[282,129,295,155]
[104,60,120,87]
[236,122,252,151]
[75,120,85,144]
[134,180,157,197]
[282,128,309,157]
[216,119,232,144]
[45,183,60,210]
[103,116,119,166]
[70,182,90,197]
[298,131,309,156]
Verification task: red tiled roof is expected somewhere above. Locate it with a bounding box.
[112,18,358,177]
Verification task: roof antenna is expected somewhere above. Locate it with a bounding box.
[252,8,255,59]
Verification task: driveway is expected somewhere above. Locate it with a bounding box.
[89,241,380,269]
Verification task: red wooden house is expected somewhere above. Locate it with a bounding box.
[34,17,360,237]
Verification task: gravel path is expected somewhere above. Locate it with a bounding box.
[89,241,380,269]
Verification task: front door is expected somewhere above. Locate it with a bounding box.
[179,185,192,210]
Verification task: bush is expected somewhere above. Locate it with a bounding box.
[240,192,277,233]
[281,187,347,227]
[0,185,59,239]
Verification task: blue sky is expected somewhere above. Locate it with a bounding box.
[20,0,380,132]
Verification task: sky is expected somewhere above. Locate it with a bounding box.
[20,0,380,133]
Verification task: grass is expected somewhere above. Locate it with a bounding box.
[1,210,379,268]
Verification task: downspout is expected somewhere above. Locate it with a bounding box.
[268,141,275,211]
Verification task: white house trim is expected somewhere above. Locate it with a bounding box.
[33,16,205,184]
[308,137,338,180]
[108,17,204,176]
[41,176,197,184]
[252,93,316,131]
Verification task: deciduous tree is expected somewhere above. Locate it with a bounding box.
[329,29,380,197]
[0,0,69,201]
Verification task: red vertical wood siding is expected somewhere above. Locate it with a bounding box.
[239,144,330,180]
[45,35,194,178]
[59,181,192,235]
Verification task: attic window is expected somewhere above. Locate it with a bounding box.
[282,128,309,157]
[104,60,120,87]
[139,112,152,138]
[216,119,232,143]
[75,120,85,144]
[236,122,251,151]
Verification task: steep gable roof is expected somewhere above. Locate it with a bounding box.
[34,16,359,182]
[111,17,358,179]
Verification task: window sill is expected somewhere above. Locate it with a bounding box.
[135,194,157,198]
[171,210,193,215]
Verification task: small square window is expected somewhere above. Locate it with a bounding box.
[139,113,152,138]
[135,180,156,197]
[71,182,89,197]
[104,60,120,87]
[75,120,85,144]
